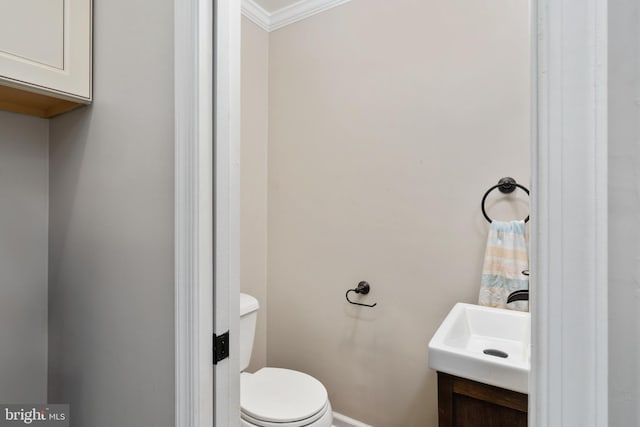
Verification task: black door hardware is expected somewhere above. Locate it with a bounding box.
[345,281,377,308]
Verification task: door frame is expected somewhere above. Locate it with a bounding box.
[530,0,608,426]
[175,1,240,426]
[175,0,609,426]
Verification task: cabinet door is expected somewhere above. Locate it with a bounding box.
[0,0,91,101]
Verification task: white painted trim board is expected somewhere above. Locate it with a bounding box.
[530,0,608,425]
[175,0,241,426]
[213,0,242,426]
[332,412,372,427]
[175,0,213,425]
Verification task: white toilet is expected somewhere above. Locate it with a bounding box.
[240,293,333,427]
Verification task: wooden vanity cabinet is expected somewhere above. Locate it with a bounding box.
[437,372,528,427]
[0,0,92,117]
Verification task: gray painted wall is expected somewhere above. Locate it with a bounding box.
[0,111,48,402]
[47,0,175,424]
[609,1,640,425]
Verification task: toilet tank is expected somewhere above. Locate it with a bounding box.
[239,293,259,372]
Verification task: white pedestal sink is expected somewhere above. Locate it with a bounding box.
[428,303,530,393]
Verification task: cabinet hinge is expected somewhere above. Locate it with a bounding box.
[213,331,229,365]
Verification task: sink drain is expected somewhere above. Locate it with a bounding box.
[483,349,509,358]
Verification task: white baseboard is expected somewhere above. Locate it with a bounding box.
[332,411,372,427]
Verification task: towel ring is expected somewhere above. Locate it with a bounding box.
[481,177,530,223]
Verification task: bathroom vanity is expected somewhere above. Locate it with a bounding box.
[437,372,527,427]
[428,303,531,426]
[429,303,531,427]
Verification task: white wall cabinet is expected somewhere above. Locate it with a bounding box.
[0,0,92,117]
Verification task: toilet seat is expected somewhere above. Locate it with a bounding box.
[241,400,330,427]
[241,368,331,427]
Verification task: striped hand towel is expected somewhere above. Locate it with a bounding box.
[478,220,529,312]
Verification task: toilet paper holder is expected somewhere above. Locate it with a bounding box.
[345,281,377,308]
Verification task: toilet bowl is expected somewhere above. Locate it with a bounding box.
[240,368,332,427]
[240,294,332,427]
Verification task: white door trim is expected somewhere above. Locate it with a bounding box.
[174,0,213,424]
[213,1,242,426]
[175,1,241,426]
[530,0,608,426]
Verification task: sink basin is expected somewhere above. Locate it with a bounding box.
[428,303,530,393]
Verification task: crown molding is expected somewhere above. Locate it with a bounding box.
[241,0,271,31]
[242,0,352,32]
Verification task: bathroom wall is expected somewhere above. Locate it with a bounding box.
[0,111,48,402]
[608,0,640,424]
[47,0,175,425]
[241,16,269,372]
[265,0,530,425]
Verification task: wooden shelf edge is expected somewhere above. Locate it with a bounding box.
[0,84,87,118]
